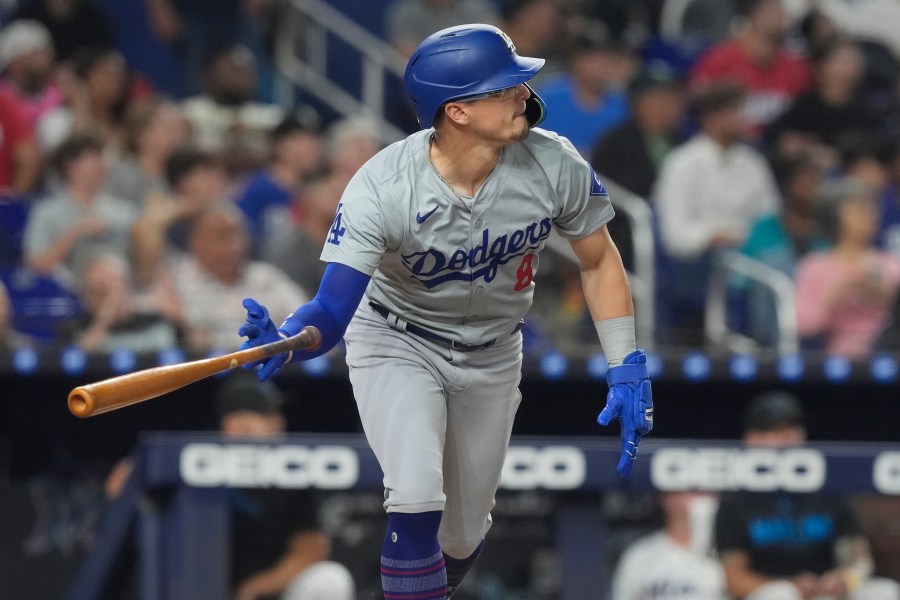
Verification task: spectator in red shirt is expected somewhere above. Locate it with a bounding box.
[690,0,812,136]
[0,20,64,130]
[0,86,42,197]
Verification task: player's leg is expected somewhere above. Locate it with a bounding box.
[344,314,450,599]
[438,332,524,594]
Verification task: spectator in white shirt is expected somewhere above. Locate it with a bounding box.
[173,204,308,351]
[654,83,779,342]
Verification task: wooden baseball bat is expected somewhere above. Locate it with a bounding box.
[67,326,322,418]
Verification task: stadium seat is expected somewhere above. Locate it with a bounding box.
[0,268,82,344]
[0,200,29,267]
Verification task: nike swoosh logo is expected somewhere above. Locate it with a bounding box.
[416,206,439,224]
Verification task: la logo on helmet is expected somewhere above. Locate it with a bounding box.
[498,30,516,53]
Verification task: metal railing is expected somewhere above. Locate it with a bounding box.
[274,0,409,144]
[704,251,799,355]
[543,177,656,350]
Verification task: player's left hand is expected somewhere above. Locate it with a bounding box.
[597,349,653,478]
[238,298,286,380]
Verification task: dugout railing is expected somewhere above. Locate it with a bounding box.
[67,433,900,600]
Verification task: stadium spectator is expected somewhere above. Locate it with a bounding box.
[689,0,812,135]
[0,20,64,129]
[591,62,686,200]
[216,373,355,600]
[741,155,829,345]
[23,133,136,286]
[264,175,339,294]
[180,43,285,176]
[655,83,778,342]
[322,116,382,193]
[103,97,188,210]
[216,373,356,599]
[10,0,115,62]
[384,0,501,58]
[812,0,900,62]
[0,84,41,196]
[144,0,274,99]
[0,280,33,350]
[766,38,873,167]
[57,252,180,353]
[38,48,151,156]
[499,0,564,75]
[715,391,900,600]
[130,146,229,324]
[795,178,900,358]
[877,144,900,255]
[612,492,727,600]
[234,115,323,254]
[536,24,633,157]
[172,204,307,351]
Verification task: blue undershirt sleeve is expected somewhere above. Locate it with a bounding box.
[277,262,370,361]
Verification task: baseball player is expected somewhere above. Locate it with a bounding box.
[238,24,653,599]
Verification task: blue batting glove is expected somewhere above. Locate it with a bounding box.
[238,298,287,381]
[597,349,654,478]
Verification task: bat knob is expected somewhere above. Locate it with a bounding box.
[68,389,94,418]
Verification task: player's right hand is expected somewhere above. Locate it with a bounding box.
[238,298,287,381]
[598,349,653,478]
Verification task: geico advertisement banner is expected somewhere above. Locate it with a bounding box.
[178,443,587,490]
[176,443,900,493]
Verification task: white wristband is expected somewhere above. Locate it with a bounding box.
[594,316,636,367]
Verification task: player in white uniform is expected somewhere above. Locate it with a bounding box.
[237,24,654,599]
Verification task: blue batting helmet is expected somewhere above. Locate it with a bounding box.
[403,24,547,129]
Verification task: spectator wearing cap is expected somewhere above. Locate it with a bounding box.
[10,0,115,62]
[0,19,65,129]
[715,392,900,600]
[690,0,812,136]
[234,115,323,254]
[103,372,356,599]
[535,25,634,157]
[590,63,686,271]
[654,83,779,343]
[213,373,356,600]
[591,63,686,200]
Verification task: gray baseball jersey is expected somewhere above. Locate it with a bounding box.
[320,127,614,345]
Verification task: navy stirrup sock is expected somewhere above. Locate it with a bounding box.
[381,511,448,599]
[444,540,484,597]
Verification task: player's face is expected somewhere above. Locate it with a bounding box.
[458,83,532,145]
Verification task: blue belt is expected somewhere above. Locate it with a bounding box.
[369,303,522,352]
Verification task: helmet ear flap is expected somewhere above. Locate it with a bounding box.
[523,83,547,128]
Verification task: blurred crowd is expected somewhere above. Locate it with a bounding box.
[1,0,899,359]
